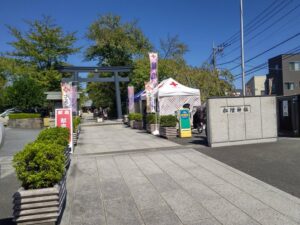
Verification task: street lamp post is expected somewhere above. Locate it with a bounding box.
[240,0,246,96]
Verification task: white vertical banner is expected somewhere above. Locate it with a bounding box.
[61,82,72,108]
[145,81,152,113]
[128,86,135,113]
[71,85,77,114]
[149,52,158,113]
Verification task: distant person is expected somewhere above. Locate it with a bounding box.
[103,108,108,120]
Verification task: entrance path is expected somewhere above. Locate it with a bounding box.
[75,124,179,155]
[61,125,300,225]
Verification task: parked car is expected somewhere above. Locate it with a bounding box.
[0,108,21,126]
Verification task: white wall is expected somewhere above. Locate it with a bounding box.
[207,96,277,147]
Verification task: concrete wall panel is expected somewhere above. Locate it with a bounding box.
[208,98,228,143]
[244,97,262,139]
[227,98,246,141]
[261,97,277,138]
[207,96,277,147]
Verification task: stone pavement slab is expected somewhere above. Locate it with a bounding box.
[62,149,300,225]
[61,124,300,225]
[74,124,179,154]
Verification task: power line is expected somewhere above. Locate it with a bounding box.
[229,32,300,71]
[220,0,285,48]
[236,47,300,78]
[219,2,300,61]
[226,0,292,47]
[233,46,300,80]
[215,0,292,66]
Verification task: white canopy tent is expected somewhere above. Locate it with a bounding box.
[141,78,201,115]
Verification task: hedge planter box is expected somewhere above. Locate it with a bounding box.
[13,176,67,225]
[146,124,159,133]
[9,118,43,129]
[64,147,71,169]
[129,120,134,128]
[73,133,77,145]
[72,130,79,146]
[133,121,143,130]
[160,127,177,139]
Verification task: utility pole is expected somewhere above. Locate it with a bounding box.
[240,0,246,96]
[212,42,224,77]
[212,41,216,70]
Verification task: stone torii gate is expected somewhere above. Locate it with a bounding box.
[59,66,131,120]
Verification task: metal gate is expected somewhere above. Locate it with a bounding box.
[277,95,300,137]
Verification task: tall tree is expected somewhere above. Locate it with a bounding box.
[7,16,79,70]
[5,76,45,111]
[160,34,188,60]
[85,14,152,116]
[5,16,79,90]
[86,14,152,66]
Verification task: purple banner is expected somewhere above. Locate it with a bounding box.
[128,86,135,113]
[149,52,158,87]
[145,81,152,113]
[72,85,77,113]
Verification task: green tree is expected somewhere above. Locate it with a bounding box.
[131,57,233,102]
[131,34,188,91]
[86,14,152,116]
[131,57,187,91]
[7,16,79,70]
[5,16,79,90]
[5,76,45,111]
[160,34,188,60]
[86,14,152,66]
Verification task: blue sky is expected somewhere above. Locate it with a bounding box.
[1,0,300,88]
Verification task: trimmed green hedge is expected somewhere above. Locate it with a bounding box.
[128,113,135,120]
[13,142,65,189]
[73,116,81,131]
[37,127,70,147]
[128,113,142,121]
[134,113,142,121]
[146,113,157,124]
[9,113,41,119]
[160,115,177,127]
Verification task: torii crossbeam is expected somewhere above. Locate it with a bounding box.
[59,66,131,119]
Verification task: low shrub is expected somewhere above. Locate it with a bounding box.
[146,113,157,124]
[73,116,81,131]
[128,113,134,120]
[134,113,142,121]
[160,115,177,127]
[9,113,41,119]
[128,113,142,121]
[37,127,70,147]
[13,142,65,189]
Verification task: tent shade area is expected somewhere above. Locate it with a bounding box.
[141,78,201,115]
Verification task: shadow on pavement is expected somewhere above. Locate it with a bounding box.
[0,218,14,225]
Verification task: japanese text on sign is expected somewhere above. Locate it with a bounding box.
[221,105,251,114]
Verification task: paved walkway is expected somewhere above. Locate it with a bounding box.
[75,125,179,155]
[61,125,300,225]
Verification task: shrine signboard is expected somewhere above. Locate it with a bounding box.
[55,108,73,152]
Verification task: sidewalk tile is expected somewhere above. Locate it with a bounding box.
[140,206,183,225]
[100,178,131,200]
[162,189,211,224]
[104,197,145,225]
[129,182,167,210]
[147,173,180,193]
[202,198,260,225]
